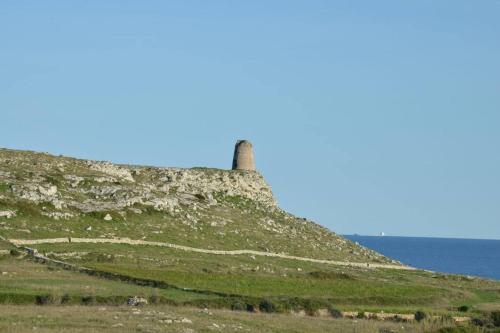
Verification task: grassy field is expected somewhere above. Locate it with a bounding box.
[3,241,500,317]
[3,229,499,333]
[0,304,480,333]
[2,149,500,332]
[0,255,220,305]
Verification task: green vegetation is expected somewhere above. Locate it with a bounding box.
[0,148,386,263]
[492,311,500,327]
[3,240,500,317]
[458,305,470,312]
[0,255,219,305]
[1,148,500,332]
[415,310,427,322]
[0,182,11,192]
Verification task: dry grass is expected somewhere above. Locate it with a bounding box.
[0,304,460,333]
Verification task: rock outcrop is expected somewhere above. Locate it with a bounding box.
[0,148,276,217]
[0,147,395,264]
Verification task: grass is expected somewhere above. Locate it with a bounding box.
[23,242,500,315]
[2,148,500,331]
[0,255,220,305]
[0,304,472,333]
[88,262,442,302]
[0,156,385,263]
[0,206,388,264]
[0,182,11,192]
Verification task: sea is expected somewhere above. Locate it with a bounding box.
[344,235,500,281]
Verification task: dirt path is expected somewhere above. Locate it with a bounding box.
[7,236,413,270]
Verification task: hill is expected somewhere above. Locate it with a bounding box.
[1,147,500,332]
[0,148,392,263]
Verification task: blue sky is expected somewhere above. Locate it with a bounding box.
[1,1,499,239]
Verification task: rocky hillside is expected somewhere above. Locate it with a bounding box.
[0,148,395,264]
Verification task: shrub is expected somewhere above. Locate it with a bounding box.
[9,249,21,256]
[81,295,96,305]
[414,310,427,322]
[245,303,257,312]
[302,299,322,316]
[492,311,500,327]
[471,318,484,327]
[457,305,469,312]
[61,294,71,304]
[259,299,276,313]
[329,307,343,318]
[275,297,300,312]
[231,301,246,311]
[35,294,57,305]
[357,311,365,319]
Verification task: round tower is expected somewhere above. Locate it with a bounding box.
[232,140,256,171]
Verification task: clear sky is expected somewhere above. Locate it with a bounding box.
[1,1,499,239]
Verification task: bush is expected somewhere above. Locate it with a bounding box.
[457,305,469,312]
[35,294,57,305]
[231,301,246,311]
[471,318,484,327]
[246,304,256,312]
[329,307,342,318]
[414,310,427,322]
[302,299,322,316]
[81,295,96,305]
[492,311,500,327]
[259,299,276,313]
[61,293,71,304]
[9,249,21,256]
[357,311,365,319]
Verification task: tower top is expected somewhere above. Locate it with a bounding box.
[232,140,255,171]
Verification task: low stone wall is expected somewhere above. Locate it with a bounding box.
[8,237,412,270]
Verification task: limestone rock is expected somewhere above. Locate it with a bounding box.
[0,210,16,218]
[41,212,74,220]
[3,147,277,216]
[88,161,135,182]
[63,175,84,187]
[127,296,148,306]
[39,185,57,197]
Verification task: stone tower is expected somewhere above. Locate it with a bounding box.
[232,140,256,171]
